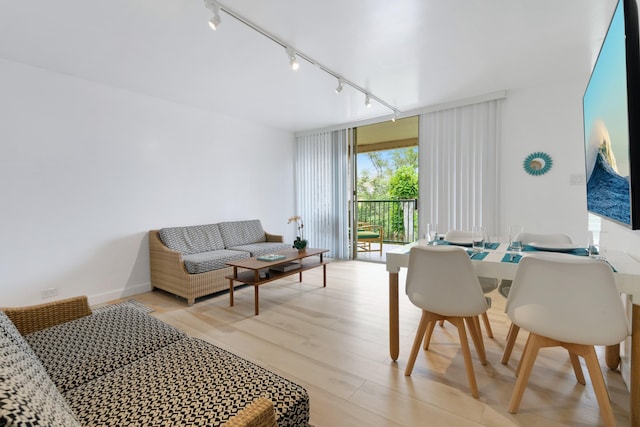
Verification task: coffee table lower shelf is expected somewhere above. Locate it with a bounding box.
[225,249,328,315]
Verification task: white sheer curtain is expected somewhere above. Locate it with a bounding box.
[418,99,502,238]
[295,129,350,259]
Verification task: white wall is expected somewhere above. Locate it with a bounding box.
[501,77,589,243]
[502,75,640,389]
[0,59,295,306]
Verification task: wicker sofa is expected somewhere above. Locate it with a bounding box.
[0,296,310,426]
[150,219,290,305]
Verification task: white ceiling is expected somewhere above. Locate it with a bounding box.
[0,0,618,133]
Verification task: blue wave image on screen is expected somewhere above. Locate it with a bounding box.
[587,151,630,224]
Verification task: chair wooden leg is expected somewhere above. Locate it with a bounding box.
[474,316,487,363]
[572,344,617,427]
[450,317,479,398]
[481,312,494,338]
[501,322,520,364]
[569,352,586,385]
[509,333,545,413]
[465,316,487,365]
[560,343,617,426]
[405,311,430,376]
[423,320,436,350]
[515,333,532,377]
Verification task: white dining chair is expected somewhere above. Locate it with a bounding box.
[505,254,628,426]
[500,232,573,364]
[444,229,498,338]
[404,245,490,398]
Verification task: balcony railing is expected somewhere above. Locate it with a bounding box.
[357,199,418,244]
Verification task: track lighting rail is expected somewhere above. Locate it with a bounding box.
[204,0,400,117]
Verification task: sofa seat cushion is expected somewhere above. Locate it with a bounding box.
[219,220,267,248]
[357,230,380,239]
[24,305,187,393]
[0,313,80,426]
[183,249,251,274]
[159,223,225,254]
[63,337,310,427]
[228,242,291,257]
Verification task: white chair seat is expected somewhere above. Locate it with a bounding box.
[507,253,628,346]
[500,231,574,365]
[444,229,498,338]
[505,254,629,426]
[404,245,490,398]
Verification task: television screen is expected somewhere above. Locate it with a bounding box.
[583,0,640,229]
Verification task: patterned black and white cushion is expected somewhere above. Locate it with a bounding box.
[0,315,80,426]
[25,306,187,393]
[227,242,291,257]
[63,338,309,427]
[219,220,267,248]
[182,249,251,274]
[159,223,225,254]
[0,312,38,359]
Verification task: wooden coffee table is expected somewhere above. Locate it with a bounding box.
[225,248,329,315]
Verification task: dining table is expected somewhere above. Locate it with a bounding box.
[386,239,640,426]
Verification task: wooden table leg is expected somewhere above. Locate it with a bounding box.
[389,272,399,361]
[323,264,326,287]
[229,279,234,307]
[631,304,640,427]
[254,286,259,316]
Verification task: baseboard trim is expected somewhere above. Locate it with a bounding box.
[87,282,152,306]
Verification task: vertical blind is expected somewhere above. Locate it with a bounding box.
[295,129,350,259]
[418,99,502,238]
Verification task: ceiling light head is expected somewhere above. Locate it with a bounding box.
[286,48,299,71]
[208,13,221,30]
[365,94,372,108]
[204,0,221,30]
[335,78,344,94]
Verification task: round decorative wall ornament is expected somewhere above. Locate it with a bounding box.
[523,152,553,176]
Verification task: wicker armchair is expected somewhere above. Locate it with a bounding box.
[221,397,277,427]
[356,222,384,255]
[1,295,92,335]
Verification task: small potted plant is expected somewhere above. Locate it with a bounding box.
[288,215,307,252]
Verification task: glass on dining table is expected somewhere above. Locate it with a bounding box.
[588,230,607,260]
[426,223,439,245]
[509,225,524,256]
[472,226,485,253]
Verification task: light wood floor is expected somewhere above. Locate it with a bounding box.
[117,260,630,426]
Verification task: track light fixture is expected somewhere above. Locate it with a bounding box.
[203,1,399,116]
[204,0,221,30]
[286,48,299,71]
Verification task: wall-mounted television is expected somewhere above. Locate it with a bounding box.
[583,0,640,229]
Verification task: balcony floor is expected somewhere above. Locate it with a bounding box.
[355,242,404,263]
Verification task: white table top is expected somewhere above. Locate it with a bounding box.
[386,240,640,304]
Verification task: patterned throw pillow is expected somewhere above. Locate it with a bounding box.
[0,315,80,426]
[159,223,225,254]
[218,220,266,248]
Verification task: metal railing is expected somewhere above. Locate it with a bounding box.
[357,199,418,244]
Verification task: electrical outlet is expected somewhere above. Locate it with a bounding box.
[41,288,58,299]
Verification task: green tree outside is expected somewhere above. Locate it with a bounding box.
[357,147,418,242]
